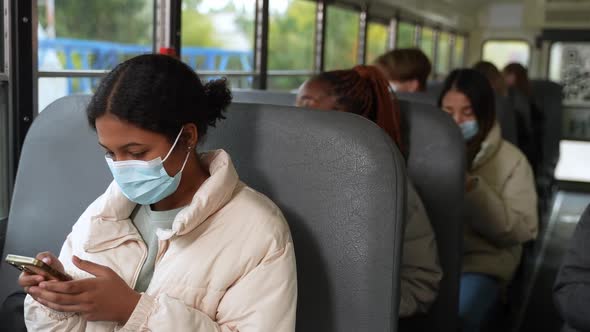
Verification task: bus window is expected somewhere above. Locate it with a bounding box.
[325,5,359,70]
[555,141,590,183]
[267,0,315,91]
[36,0,155,112]
[366,21,388,64]
[419,26,435,61]
[396,22,415,48]
[181,0,255,89]
[436,32,451,76]
[482,40,530,69]
[453,35,465,69]
[549,42,590,105]
[549,43,590,184]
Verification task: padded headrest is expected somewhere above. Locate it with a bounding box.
[232,89,297,106]
[396,92,438,105]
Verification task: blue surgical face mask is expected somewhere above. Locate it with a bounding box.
[106,128,190,205]
[460,120,479,141]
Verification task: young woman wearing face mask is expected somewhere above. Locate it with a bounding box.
[19,54,297,331]
[296,65,443,318]
[439,69,538,332]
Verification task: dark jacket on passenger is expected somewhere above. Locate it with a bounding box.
[554,204,590,332]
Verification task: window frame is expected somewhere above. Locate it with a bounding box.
[33,0,158,115]
[323,2,362,71]
[266,0,318,87]
[395,20,417,49]
[481,38,532,68]
[435,29,453,76]
[365,19,389,64]
[451,33,467,69]
[418,24,436,61]
[547,41,590,107]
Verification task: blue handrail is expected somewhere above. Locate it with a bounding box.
[38,38,253,93]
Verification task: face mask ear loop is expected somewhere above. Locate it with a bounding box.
[177,150,191,175]
[162,127,184,163]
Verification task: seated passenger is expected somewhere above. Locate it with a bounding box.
[19,54,297,331]
[473,61,508,97]
[374,48,432,93]
[503,62,545,173]
[439,69,538,332]
[296,65,442,317]
[503,63,530,94]
[554,205,590,332]
[475,61,535,165]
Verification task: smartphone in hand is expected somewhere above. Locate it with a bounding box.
[5,254,71,281]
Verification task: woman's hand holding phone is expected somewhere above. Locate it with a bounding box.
[17,252,66,293]
[26,255,141,325]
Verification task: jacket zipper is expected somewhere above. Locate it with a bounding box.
[152,239,170,278]
[130,239,148,290]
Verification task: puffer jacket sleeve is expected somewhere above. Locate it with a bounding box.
[24,233,87,331]
[399,183,443,317]
[554,205,590,332]
[119,235,297,332]
[466,154,538,247]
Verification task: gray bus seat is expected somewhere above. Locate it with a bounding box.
[0,95,407,332]
[398,100,466,332]
[203,102,406,332]
[426,81,444,100]
[396,92,437,106]
[531,80,563,176]
[0,95,109,304]
[232,89,297,106]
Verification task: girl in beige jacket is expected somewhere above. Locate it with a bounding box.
[296,65,443,318]
[19,54,297,331]
[439,69,538,332]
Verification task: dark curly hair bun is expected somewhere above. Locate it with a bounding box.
[203,78,232,127]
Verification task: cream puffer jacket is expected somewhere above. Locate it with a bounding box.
[24,150,298,332]
[463,123,539,282]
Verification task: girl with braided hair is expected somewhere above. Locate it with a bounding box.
[296,65,442,317]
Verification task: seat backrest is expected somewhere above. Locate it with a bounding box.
[232,88,297,106]
[508,89,539,168]
[398,100,465,332]
[496,95,519,146]
[510,89,533,136]
[531,80,563,170]
[0,96,407,332]
[202,103,406,332]
[426,81,444,101]
[0,95,111,302]
[396,92,438,106]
